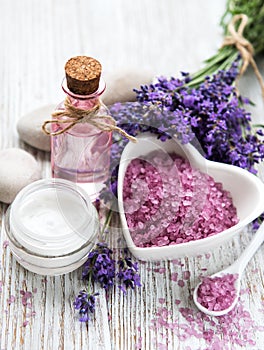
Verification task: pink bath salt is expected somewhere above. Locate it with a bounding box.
[170,272,178,282]
[154,267,166,274]
[7,295,16,304]
[178,279,185,287]
[20,290,33,306]
[23,320,29,327]
[3,240,9,248]
[183,270,191,280]
[143,286,264,347]
[26,310,36,317]
[197,273,238,311]
[123,150,239,248]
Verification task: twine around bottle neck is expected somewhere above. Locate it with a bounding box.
[221,14,264,98]
[42,96,137,142]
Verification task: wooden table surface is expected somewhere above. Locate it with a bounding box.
[1,1,264,349]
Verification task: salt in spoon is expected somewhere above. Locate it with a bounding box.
[193,221,264,317]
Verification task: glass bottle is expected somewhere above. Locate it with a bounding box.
[51,56,112,200]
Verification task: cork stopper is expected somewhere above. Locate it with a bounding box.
[65,56,102,95]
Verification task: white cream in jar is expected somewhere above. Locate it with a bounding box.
[5,179,99,275]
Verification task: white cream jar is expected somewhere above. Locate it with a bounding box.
[5,179,99,275]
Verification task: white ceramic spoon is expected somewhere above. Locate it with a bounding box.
[193,221,264,317]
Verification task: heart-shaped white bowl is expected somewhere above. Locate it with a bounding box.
[117,133,264,261]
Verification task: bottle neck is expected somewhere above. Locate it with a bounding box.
[61,77,106,110]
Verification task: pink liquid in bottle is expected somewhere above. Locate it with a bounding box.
[51,56,112,200]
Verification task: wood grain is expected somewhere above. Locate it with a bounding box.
[1,0,264,349]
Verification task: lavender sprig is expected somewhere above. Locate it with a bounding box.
[74,210,141,322]
[82,242,116,290]
[74,241,116,322]
[117,255,141,293]
[74,290,99,322]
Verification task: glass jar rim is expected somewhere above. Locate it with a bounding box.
[8,179,99,256]
[5,206,96,259]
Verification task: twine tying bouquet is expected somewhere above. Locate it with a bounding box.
[221,14,264,97]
